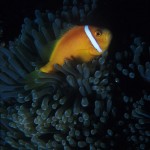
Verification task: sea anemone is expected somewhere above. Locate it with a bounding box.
[0,0,149,149]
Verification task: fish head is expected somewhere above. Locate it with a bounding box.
[87,26,112,56]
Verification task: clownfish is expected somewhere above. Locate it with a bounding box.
[40,25,112,73]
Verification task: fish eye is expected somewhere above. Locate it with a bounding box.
[95,30,102,36]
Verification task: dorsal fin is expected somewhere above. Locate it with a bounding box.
[42,40,57,62]
[43,24,75,62]
[57,24,75,39]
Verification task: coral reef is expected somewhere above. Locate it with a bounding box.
[0,0,150,149]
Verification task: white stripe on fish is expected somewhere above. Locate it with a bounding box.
[84,25,102,52]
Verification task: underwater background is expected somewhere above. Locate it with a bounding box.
[0,0,150,149]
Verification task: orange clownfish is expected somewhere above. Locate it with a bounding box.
[40,25,112,73]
